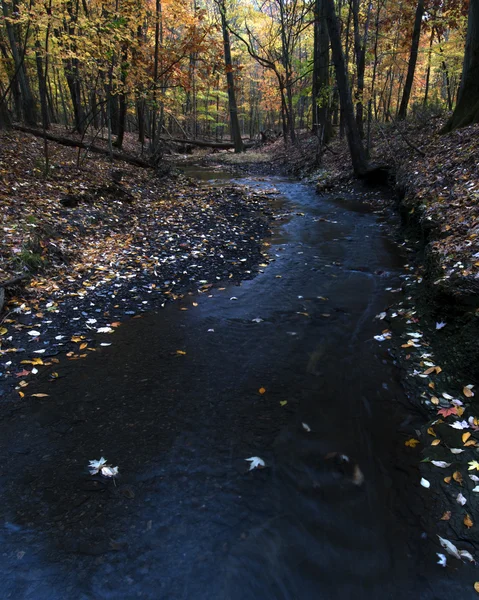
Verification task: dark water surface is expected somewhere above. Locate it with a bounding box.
[0,170,473,599]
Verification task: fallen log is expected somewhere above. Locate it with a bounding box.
[13,125,153,169]
[161,136,254,150]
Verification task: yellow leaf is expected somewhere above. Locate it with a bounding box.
[431,439,441,446]
[259,387,266,395]
[280,400,288,407]
[465,440,477,447]
[457,406,465,417]
[176,350,186,355]
[405,438,420,447]
[453,471,464,485]
[428,382,435,389]
[31,393,49,397]
[427,427,436,437]
[192,302,198,307]
[474,582,479,593]
[431,396,439,405]
[423,366,436,375]
[434,366,442,374]
[463,432,472,444]
[71,335,84,343]
[79,342,88,350]
[0,327,8,335]
[18,391,24,398]
[464,514,473,528]
[440,511,451,520]
[444,476,452,484]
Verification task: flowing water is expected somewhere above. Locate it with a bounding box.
[0,168,472,599]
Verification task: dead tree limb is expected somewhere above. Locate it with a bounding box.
[13,125,154,168]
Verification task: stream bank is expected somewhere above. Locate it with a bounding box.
[0,164,475,598]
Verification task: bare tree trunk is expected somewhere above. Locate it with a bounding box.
[217,0,244,153]
[312,0,331,142]
[442,0,479,131]
[324,0,369,176]
[398,0,425,119]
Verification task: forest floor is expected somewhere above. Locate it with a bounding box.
[0,129,274,399]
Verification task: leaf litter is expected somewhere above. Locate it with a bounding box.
[0,133,274,398]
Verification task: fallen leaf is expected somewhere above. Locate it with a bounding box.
[405,438,420,447]
[475,582,479,593]
[245,456,265,471]
[440,511,451,521]
[31,393,49,398]
[464,514,473,528]
[431,439,441,446]
[457,492,467,506]
[176,350,186,355]
[436,553,447,567]
[464,386,475,398]
[27,330,41,337]
[437,406,458,417]
[280,401,288,407]
[431,396,439,405]
[453,471,464,485]
[302,422,311,432]
[468,460,479,471]
[450,448,465,454]
[431,461,451,468]
[427,427,436,437]
[258,387,266,395]
[463,432,472,443]
[0,327,7,335]
[438,536,461,560]
[79,342,88,350]
[420,477,430,488]
[436,322,447,330]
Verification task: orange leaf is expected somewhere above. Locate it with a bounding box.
[440,511,451,521]
[259,387,266,395]
[453,471,463,485]
[463,432,472,444]
[464,514,473,528]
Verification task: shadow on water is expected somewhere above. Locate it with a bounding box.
[0,167,473,599]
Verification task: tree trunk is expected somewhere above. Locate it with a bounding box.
[2,0,37,125]
[312,0,331,142]
[324,0,369,176]
[443,0,479,132]
[218,0,244,153]
[398,0,425,119]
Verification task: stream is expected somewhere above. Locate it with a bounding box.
[0,167,471,599]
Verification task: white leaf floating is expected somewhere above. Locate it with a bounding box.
[456,492,467,506]
[436,322,447,330]
[436,553,447,567]
[420,477,430,488]
[472,486,479,493]
[450,448,464,454]
[459,550,474,563]
[449,421,469,430]
[374,334,390,342]
[89,457,119,478]
[470,474,479,482]
[431,461,451,468]
[438,536,461,560]
[302,422,311,432]
[245,456,266,471]
[28,330,41,336]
